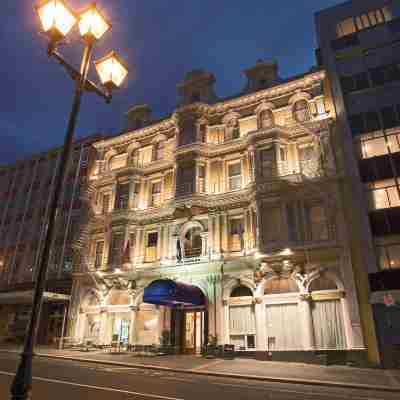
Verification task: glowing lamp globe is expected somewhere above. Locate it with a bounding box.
[78,3,111,42]
[95,51,128,91]
[35,0,77,42]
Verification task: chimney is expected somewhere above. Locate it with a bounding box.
[125,104,152,130]
[243,59,280,93]
[177,69,217,106]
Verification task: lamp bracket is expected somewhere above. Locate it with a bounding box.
[49,49,112,103]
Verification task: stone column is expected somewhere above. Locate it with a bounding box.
[200,232,208,257]
[222,299,230,344]
[206,160,211,193]
[99,310,108,345]
[221,159,227,192]
[135,228,144,264]
[244,209,250,252]
[208,216,214,256]
[214,214,221,256]
[129,306,138,345]
[128,179,135,209]
[341,295,353,349]
[162,224,169,262]
[157,225,163,261]
[240,155,246,188]
[255,300,266,351]
[300,296,315,350]
[110,183,117,211]
[221,213,228,253]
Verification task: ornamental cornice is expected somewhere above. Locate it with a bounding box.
[210,70,325,115]
[93,118,176,150]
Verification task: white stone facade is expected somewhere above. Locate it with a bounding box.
[68,64,366,357]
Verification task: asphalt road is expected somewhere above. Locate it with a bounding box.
[0,352,397,400]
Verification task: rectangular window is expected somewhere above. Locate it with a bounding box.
[305,203,329,241]
[229,218,244,251]
[151,181,162,207]
[377,244,400,270]
[109,233,124,265]
[198,165,206,193]
[102,194,110,214]
[138,145,153,166]
[228,162,242,191]
[94,241,104,269]
[116,183,130,210]
[260,148,276,178]
[147,232,158,247]
[336,17,356,38]
[368,179,400,210]
[145,232,158,262]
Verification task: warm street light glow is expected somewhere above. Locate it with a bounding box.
[78,3,111,42]
[35,0,77,41]
[95,51,128,90]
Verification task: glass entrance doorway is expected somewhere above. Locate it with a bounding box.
[171,309,207,354]
[184,311,204,354]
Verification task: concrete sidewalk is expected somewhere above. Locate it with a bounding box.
[1,346,400,393]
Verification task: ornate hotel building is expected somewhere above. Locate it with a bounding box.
[69,61,369,362]
[0,135,101,344]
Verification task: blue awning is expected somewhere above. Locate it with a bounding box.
[143,279,205,307]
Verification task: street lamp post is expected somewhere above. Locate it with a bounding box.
[10,2,128,399]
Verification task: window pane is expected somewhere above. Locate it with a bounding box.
[152,182,161,194]
[355,16,363,30]
[147,232,158,247]
[376,9,384,24]
[228,163,241,176]
[370,188,390,209]
[382,6,393,22]
[388,134,400,153]
[337,17,356,37]
[387,186,400,207]
[362,137,387,158]
[361,14,370,28]
[377,246,390,269]
[387,245,400,268]
[369,11,377,26]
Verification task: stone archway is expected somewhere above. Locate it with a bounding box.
[179,220,205,258]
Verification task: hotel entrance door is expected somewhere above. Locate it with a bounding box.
[171,309,208,354]
[184,311,203,354]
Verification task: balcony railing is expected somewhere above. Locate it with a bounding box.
[145,246,157,263]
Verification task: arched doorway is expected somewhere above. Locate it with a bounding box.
[264,276,301,351]
[143,279,208,354]
[309,275,346,349]
[228,285,256,350]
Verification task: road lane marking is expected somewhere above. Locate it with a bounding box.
[0,371,184,400]
[190,359,225,371]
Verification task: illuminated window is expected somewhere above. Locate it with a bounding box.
[115,183,129,210]
[229,218,244,251]
[94,241,104,269]
[145,232,158,262]
[259,109,274,129]
[336,17,356,38]
[151,181,162,207]
[306,203,329,241]
[368,179,400,210]
[102,194,110,214]
[293,100,310,122]
[109,233,124,266]
[228,162,242,191]
[377,244,400,270]
[357,133,400,159]
[197,165,206,193]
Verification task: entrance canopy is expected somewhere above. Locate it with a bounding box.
[143,279,205,307]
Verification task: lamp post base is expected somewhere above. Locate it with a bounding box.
[10,352,34,400]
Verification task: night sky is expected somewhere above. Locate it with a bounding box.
[2,0,344,165]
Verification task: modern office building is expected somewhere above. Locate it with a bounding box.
[68,61,371,364]
[0,134,101,344]
[316,0,400,367]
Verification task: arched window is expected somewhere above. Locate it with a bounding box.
[264,277,299,294]
[231,285,253,297]
[309,275,337,291]
[293,100,310,122]
[183,227,202,258]
[259,109,274,129]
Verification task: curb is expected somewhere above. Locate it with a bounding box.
[23,351,400,393]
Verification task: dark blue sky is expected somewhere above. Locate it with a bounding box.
[1,0,343,165]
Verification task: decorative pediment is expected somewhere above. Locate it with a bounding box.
[288,91,312,105]
[255,101,275,114]
[222,111,240,126]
